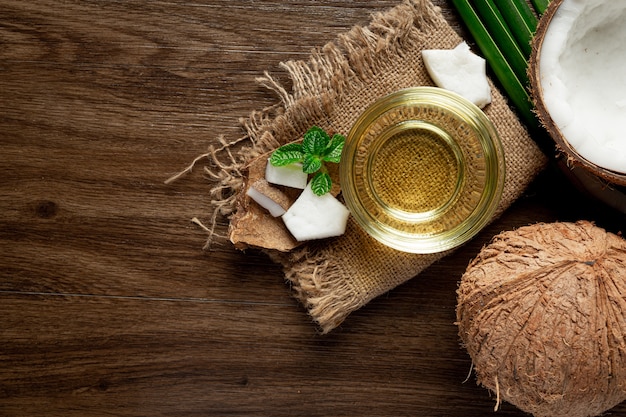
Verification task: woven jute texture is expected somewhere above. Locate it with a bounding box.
[204,0,547,333]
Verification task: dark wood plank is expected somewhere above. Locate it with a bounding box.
[2,1,626,416]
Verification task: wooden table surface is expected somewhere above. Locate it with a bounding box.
[2,1,626,416]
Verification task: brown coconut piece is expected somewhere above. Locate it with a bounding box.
[248,178,292,214]
[228,155,301,252]
[457,221,626,417]
[529,0,626,187]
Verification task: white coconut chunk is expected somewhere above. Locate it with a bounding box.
[246,186,286,217]
[422,41,492,108]
[282,183,350,241]
[265,160,308,189]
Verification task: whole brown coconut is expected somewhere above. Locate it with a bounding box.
[529,0,626,188]
[457,221,626,417]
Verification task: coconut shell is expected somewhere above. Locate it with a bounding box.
[228,154,301,252]
[529,0,626,187]
[457,221,626,417]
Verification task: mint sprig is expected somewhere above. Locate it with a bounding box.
[269,126,345,196]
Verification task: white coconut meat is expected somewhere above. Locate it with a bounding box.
[265,160,308,189]
[422,42,492,108]
[282,182,350,242]
[539,0,626,173]
[246,185,286,217]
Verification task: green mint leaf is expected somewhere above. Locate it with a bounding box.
[270,143,304,166]
[277,142,304,153]
[302,154,322,174]
[322,134,345,163]
[302,126,330,156]
[268,127,345,197]
[310,172,332,196]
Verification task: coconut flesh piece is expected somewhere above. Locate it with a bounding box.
[538,0,626,174]
[265,160,308,189]
[282,182,350,242]
[246,179,290,217]
[247,187,285,217]
[422,41,492,108]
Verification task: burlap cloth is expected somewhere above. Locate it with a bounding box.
[203,0,547,333]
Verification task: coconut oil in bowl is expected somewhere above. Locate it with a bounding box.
[340,87,505,254]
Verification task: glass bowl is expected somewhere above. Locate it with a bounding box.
[340,87,505,254]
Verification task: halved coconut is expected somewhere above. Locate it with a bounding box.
[529,0,626,187]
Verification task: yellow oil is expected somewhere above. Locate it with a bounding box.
[369,121,463,219]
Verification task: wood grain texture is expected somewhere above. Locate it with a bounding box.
[1,1,625,416]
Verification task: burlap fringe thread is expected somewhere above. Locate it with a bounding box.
[190,0,546,333]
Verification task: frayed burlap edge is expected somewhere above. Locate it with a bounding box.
[266,245,363,332]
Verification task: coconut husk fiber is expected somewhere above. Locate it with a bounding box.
[457,221,626,417]
[202,0,547,333]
